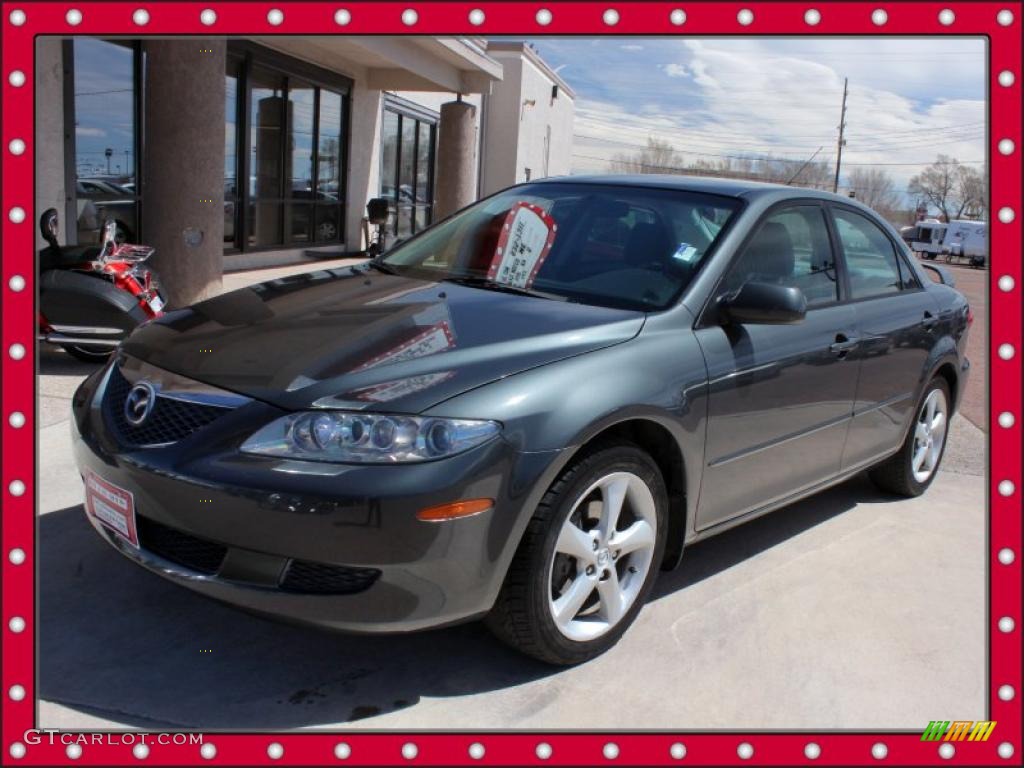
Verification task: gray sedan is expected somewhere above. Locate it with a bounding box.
[72,175,971,665]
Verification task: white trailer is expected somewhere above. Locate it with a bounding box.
[910,219,948,259]
[943,220,987,267]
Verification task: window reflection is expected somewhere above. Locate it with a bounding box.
[379,106,436,246]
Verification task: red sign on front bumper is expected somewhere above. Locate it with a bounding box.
[84,470,139,548]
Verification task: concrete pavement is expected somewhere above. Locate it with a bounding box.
[36,259,988,731]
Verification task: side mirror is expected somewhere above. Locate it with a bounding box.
[720,281,807,325]
[40,208,60,247]
[367,197,390,226]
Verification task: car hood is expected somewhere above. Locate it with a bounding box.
[122,265,645,413]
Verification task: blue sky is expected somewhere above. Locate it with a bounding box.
[523,37,986,193]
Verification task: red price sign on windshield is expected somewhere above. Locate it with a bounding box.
[487,201,557,289]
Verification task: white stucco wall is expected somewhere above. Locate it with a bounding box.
[35,38,67,250]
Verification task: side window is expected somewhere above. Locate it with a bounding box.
[833,209,903,299]
[722,206,838,307]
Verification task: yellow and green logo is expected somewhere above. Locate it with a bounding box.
[921,721,997,742]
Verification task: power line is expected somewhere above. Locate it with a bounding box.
[572,152,984,168]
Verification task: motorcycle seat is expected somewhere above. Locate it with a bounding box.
[39,244,103,272]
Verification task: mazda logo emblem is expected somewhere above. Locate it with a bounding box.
[124,381,157,427]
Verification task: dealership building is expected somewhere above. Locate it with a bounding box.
[34,37,574,305]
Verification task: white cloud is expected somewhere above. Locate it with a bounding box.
[663,63,688,78]
[75,126,106,137]
[620,44,644,51]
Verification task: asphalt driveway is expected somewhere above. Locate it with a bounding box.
[36,260,988,731]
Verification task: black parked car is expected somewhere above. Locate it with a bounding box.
[72,176,971,664]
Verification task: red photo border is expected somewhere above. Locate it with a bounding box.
[1,2,1020,765]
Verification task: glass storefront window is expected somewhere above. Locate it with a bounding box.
[224,61,240,248]
[72,39,138,245]
[379,103,436,246]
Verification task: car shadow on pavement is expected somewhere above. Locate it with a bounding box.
[38,346,105,377]
[39,473,893,731]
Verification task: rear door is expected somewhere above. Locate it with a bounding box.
[694,203,859,531]
[828,205,937,468]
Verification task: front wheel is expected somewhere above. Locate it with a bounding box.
[869,377,951,496]
[60,344,113,363]
[486,444,668,665]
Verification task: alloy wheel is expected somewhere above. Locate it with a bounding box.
[548,471,657,642]
[911,387,948,483]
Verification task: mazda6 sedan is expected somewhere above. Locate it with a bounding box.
[72,175,971,664]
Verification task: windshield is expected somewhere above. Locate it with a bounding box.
[381,182,742,311]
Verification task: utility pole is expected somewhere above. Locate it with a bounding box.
[833,77,848,193]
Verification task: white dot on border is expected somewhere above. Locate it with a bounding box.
[998,547,1016,565]
[998,138,1015,155]
[6,138,24,155]
[200,8,216,25]
[603,8,619,25]
[402,743,418,760]
[9,9,26,25]
[468,742,485,760]
[998,742,1015,759]
[805,742,821,759]
[9,616,26,633]
[200,743,216,760]
[998,480,1016,496]
[8,207,26,224]
[536,8,552,25]
[334,9,351,25]
[998,684,1015,701]
[938,8,955,25]
[468,8,484,25]
[737,742,754,760]
[872,742,888,760]
[998,207,1015,223]
[133,8,149,25]
[9,547,26,564]
[8,480,25,497]
[133,743,149,760]
[9,70,26,87]
[871,9,887,25]
[998,343,1015,360]
[669,8,686,25]
[998,70,1016,87]
[737,8,754,25]
[998,274,1016,292]
[536,742,553,760]
[669,742,687,760]
[8,275,26,292]
[267,742,283,759]
[999,616,1016,632]
[805,9,821,25]
[401,8,417,25]
[9,411,26,428]
[998,411,1016,428]
[603,742,619,759]
[938,742,955,759]
[9,743,26,760]
[334,742,351,760]
[997,9,1014,25]
[65,8,82,25]
[8,684,26,701]
[66,743,82,760]
[267,8,283,25]
[9,343,26,361]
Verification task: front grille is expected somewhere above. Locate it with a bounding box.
[104,365,232,447]
[136,515,227,575]
[279,559,381,595]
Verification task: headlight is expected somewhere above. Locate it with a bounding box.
[240,411,500,463]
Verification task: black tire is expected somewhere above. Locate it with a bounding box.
[60,344,113,363]
[485,443,668,665]
[869,377,951,497]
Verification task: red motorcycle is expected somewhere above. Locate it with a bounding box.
[38,208,166,362]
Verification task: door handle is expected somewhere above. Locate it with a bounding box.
[921,310,937,331]
[829,333,860,357]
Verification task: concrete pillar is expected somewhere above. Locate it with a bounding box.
[35,38,66,250]
[345,84,383,252]
[142,40,225,307]
[434,100,477,220]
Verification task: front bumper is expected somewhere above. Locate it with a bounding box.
[72,362,562,633]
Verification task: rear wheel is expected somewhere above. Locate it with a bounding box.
[869,377,950,496]
[486,444,667,665]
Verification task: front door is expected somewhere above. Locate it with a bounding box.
[694,204,859,531]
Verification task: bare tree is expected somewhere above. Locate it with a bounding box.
[908,155,986,222]
[609,137,682,174]
[847,167,901,218]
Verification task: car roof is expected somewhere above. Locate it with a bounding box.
[532,173,857,203]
